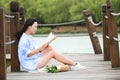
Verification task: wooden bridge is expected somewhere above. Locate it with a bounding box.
[7,53,120,80]
[0,0,120,80]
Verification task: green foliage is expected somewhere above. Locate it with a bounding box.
[36,27,52,34]
[46,65,58,73]
[64,30,72,33]
[36,0,72,23]
[76,30,87,33]
[6,59,11,67]
[0,0,120,25]
[111,0,120,25]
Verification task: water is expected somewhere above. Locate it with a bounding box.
[33,34,120,54]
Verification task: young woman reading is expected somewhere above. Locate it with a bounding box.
[17,18,86,72]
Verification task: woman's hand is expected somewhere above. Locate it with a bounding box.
[27,42,49,57]
[38,42,49,52]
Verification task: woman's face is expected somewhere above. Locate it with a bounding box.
[29,22,38,34]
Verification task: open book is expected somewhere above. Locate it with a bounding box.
[45,32,56,44]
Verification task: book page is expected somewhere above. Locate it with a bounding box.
[45,32,56,44]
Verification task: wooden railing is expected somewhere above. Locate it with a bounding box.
[83,10,102,54]
[0,1,25,80]
[82,0,120,68]
[102,0,120,68]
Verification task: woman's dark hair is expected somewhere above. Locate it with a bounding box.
[16,18,37,41]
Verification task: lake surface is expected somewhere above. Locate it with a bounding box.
[33,33,120,54]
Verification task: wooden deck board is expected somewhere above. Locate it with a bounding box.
[7,54,120,80]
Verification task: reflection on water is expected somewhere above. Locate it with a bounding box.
[33,34,120,54]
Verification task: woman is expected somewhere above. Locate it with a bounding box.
[17,18,86,71]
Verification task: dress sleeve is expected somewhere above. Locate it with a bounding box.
[18,38,32,57]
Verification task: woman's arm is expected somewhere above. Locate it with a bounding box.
[27,34,56,57]
[27,42,48,57]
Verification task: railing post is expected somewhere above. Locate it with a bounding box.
[106,0,119,67]
[102,4,111,61]
[5,15,11,54]
[83,10,102,54]
[0,8,6,80]
[10,1,20,72]
[19,6,26,28]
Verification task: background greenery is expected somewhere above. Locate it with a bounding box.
[0,0,120,25]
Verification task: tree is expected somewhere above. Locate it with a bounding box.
[0,0,120,26]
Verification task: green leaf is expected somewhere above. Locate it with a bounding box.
[46,65,58,73]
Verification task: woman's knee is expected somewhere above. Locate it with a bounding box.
[47,45,54,50]
[41,45,53,53]
[45,46,56,53]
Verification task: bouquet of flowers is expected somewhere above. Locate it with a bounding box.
[46,64,70,73]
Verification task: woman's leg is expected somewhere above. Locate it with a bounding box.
[36,46,76,69]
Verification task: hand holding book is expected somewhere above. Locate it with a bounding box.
[45,32,56,44]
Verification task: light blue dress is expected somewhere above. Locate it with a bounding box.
[18,33,41,71]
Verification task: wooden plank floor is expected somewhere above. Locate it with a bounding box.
[7,53,120,80]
